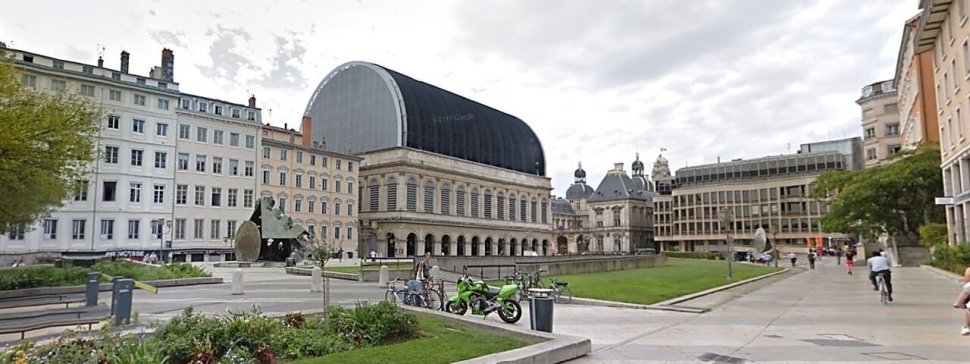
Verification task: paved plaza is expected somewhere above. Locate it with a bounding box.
[4,259,968,363]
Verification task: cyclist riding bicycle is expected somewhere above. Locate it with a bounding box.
[867,251,893,302]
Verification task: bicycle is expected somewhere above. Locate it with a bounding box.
[385,278,412,305]
[418,279,445,310]
[550,278,572,304]
[876,272,889,305]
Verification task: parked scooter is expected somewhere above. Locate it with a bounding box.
[445,271,522,323]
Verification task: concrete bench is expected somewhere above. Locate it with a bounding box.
[0,294,86,310]
[0,305,110,340]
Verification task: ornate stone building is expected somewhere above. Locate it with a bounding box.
[304,62,553,258]
[555,156,656,254]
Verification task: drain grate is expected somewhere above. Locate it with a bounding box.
[698,352,746,363]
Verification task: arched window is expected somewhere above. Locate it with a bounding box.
[423,181,435,213]
[471,187,480,218]
[368,178,380,211]
[440,183,451,215]
[541,198,548,224]
[484,189,492,219]
[386,177,397,211]
[333,222,342,240]
[321,197,330,214]
[497,192,505,220]
[456,186,466,217]
[347,177,355,196]
[334,176,343,193]
[508,193,516,221]
[346,200,355,216]
[531,197,538,223]
[334,198,342,216]
[319,222,329,241]
[406,178,417,212]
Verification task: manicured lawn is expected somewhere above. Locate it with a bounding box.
[550,258,780,305]
[289,313,540,364]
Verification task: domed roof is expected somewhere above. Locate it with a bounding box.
[565,183,594,200]
[305,62,546,175]
[574,167,586,179]
[632,154,644,174]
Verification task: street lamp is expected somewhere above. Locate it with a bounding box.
[153,219,171,264]
[769,221,779,268]
[718,207,734,280]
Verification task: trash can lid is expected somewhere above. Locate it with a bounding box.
[529,288,555,297]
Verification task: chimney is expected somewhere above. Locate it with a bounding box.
[248,95,256,108]
[97,56,104,68]
[161,48,174,81]
[120,51,130,73]
[301,116,313,147]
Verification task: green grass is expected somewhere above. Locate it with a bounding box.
[0,261,210,291]
[289,313,539,364]
[324,263,413,274]
[547,258,781,305]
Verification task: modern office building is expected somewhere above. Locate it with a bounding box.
[304,62,554,257]
[897,14,940,151]
[1,48,180,257]
[170,94,262,261]
[915,0,970,245]
[654,151,851,253]
[798,137,865,171]
[857,80,901,167]
[259,117,362,255]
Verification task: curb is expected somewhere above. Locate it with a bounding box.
[0,277,223,299]
[283,267,359,281]
[920,265,965,283]
[397,305,591,364]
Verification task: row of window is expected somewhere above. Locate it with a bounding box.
[177,153,256,177]
[304,224,352,241]
[180,98,257,121]
[669,218,823,236]
[174,185,255,208]
[367,179,549,224]
[863,123,900,140]
[266,195,354,217]
[104,146,169,169]
[261,170,353,193]
[180,124,256,148]
[865,145,902,161]
[261,146,352,171]
[70,180,166,204]
[7,218,165,241]
[20,74,172,109]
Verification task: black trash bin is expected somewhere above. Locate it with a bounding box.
[529,288,555,333]
[347,252,354,259]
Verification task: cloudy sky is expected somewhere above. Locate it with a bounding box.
[1,0,915,194]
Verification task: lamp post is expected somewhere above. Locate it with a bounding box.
[718,207,734,280]
[770,221,779,268]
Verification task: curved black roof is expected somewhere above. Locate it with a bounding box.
[305,62,546,175]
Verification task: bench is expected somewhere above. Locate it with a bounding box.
[0,294,86,310]
[0,305,110,340]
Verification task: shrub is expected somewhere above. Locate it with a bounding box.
[663,252,719,260]
[931,244,970,275]
[0,261,210,291]
[328,301,418,347]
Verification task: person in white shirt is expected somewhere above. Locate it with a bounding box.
[953,267,970,336]
[788,252,797,267]
[867,252,893,301]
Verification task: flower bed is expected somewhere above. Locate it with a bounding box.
[0,261,210,291]
[0,302,418,364]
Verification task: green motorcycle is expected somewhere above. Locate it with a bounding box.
[445,272,523,324]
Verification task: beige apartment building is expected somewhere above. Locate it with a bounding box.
[259,117,361,255]
[655,152,851,253]
[857,80,901,166]
[897,14,941,151]
[916,0,970,244]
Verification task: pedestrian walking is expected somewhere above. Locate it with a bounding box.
[788,252,798,267]
[808,250,816,270]
[337,247,344,262]
[953,267,970,336]
[836,248,842,266]
[845,249,856,275]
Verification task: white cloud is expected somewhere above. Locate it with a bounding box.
[0,0,916,194]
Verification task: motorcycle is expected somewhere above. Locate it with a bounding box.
[445,272,522,324]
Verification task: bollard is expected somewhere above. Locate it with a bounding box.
[85,272,100,307]
[311,267,322,292]
[110,276,123,313]
[113,279,134,326]
[378,265,389,287]
[231,269,244,295]
[430,265,441,280]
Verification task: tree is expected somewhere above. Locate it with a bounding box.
[0,49,102,234]
[811,146,945,242]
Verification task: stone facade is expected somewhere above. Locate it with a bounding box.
[357,147,554,258]
[857,80,901,167]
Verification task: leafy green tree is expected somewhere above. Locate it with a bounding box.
[919,223,948,247]
[812,146,945,242]
[0,49,101,234]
